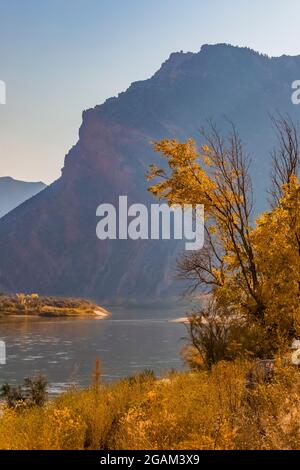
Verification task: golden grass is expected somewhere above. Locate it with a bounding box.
[1,360,300,450]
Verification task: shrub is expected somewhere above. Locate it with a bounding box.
[0,376,48,409]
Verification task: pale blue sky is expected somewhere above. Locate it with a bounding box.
[0,0,300,183]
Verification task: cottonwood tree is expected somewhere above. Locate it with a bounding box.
[269,115,300,206]
[148,122,263,320]
[148,119,300,364]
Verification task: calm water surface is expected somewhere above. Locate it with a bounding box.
[0,308,186,394]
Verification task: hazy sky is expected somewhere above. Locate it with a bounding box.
[0,0,300,183]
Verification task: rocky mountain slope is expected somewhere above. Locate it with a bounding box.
[0,44,299,303]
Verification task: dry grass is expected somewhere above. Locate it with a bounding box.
[1,360,300,450]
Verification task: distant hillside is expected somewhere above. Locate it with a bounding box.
[0,44,300,302]
[0,177,46,218]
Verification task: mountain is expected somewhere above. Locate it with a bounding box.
[0,177,46,218]
[0,43,299,303]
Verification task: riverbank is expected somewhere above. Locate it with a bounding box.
[0,294,109,318]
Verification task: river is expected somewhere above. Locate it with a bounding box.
[0,307,187,394]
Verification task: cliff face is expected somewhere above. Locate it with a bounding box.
[0,177,46,218]
[0,44,299,302]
